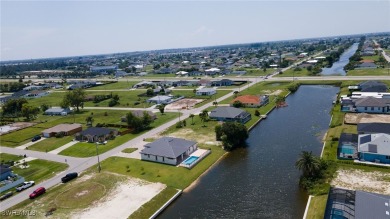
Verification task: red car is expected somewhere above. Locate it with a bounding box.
[29,187,46,199]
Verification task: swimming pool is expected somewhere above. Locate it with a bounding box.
[340,144,356,154]
[183,156,199,166]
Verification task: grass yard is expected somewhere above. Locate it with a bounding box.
[13,159,68,183]
[99,144,226,189]
[238,68,275,77]
[346,68,390,76]
[28,136,73,152]
[87,81,140,90]
[0,153,23,163]
[275,67,313,77]
[306,195,328,219]
[122,148,138,153]
[128,187,178,219]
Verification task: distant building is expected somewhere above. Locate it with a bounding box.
[42,124,82,138]
[90,65,118,72]
[75,127,117,143]
[231,95,269,108]
[196,88,216,96]
[44,108,72,116]
[358,81,387,92]
[210,106,251,124]
[147,95,172,104]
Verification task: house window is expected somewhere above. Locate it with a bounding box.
[163,157,165,162]
[148,154,150,158]
[386,156,390,160]
[371,107,374,110]
[365,107,367,110]
[155,156,157,160]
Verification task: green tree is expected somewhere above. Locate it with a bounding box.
[215,124,223,140]
[218,122,248,150]
[233,91,239,97]
[254,110,260,117]
[189,114,195,125]
[141,111,153,130]
[157,104,165,115]
[146,89,154,96]
[21,104,40,121]
[232,100,243,108]
[61,88,86,112]
[295,151,321,178]
[199,110,209,127]
[40,103,50,112]
[2,98,28,117]
[86,116,94,127]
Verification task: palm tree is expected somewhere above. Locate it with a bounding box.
[189,114,195,125]
[199,110,209,127]
[233,91,239,97]
[295,151,320,178]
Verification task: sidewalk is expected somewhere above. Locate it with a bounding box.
[48,140,79,154]
[15,138,45,150]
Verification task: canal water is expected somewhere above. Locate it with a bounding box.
[321,43,359,75]
[158,85,340,219]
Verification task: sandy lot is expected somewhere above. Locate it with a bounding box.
[162,129,220,145]
[344,113,390,124]
[73,178,166,219]
[165,98,204,110]
[263,89,282,96]
[331,169,390,195]
[0,122,36,135]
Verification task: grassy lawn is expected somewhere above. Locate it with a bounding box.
[0,153,23,163]
[347,68,390,76]
[13,159,68,183]
[28,136,73,152]
[59,113,177,157]
[275,67,313,77]
[0,172,128,218]
[122,148,137,153]
[238,68,275,77]
[306,195,328,219]
[128,187,178,219]
[99,144,226,189]
[87,81,140,90]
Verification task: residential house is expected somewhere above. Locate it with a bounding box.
[324,187,390,219]
[44,108,72,116]
[147,95,172,104]
[204,68,220,75]
[209,106,251,124]
[357,122,390,135]
[358,133,390,164]
[211,79,233,86]
[90,65,118,72]
[75,127,117,143]
[196,88,216,96]
[23,85,43,91]
[42,124,82,138]
[133,81,155,88]
[358,81,388,92]
[0,165,12,181]
[354,97,390,113]
[121,111,157,122]
[140,137,197,165]
[24,90,49,98]
[231,95,269,108]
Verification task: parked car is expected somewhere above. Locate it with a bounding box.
[16,181,35,192]
[61,172,78,183]
[31,135,41,142]
[0,191,13,201]
[29,187,45,199]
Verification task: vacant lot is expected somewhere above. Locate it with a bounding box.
[1,172,165,219]
[165,98,203,110]
[344,113,390,124]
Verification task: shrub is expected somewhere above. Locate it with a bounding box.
[134,102,140,106]
[254,110,260,117]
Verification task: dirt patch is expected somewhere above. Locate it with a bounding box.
[262,89,282,96]
[73,178,166,219]
[166,129,220,145]
[165,98,204,110]
[0,122,36,135]
[331,169,390,195]
[344,113,390,124]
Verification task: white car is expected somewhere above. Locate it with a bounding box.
[16,181,35,192]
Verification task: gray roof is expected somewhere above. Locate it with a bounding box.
[140,137,196,158]
[148,95,171,101]
[358,122,390,134]
[354,97,388,107]
[79,127,114,136]
[198,88,216,92]
[358,133,390,155]
[210,106,248,119]
[355,190,390,219]
[359,81,388,92]
[45,108,70,113]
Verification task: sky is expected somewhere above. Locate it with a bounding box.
[1,0,389,61]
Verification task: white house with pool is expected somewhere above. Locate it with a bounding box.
[140,137,210,167]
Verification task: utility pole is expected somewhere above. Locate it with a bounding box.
[95,142,101,173]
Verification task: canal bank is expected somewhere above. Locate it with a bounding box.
[158,85,339,219]
[321,43,359,75]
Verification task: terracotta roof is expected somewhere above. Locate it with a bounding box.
[232,95,260,104]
